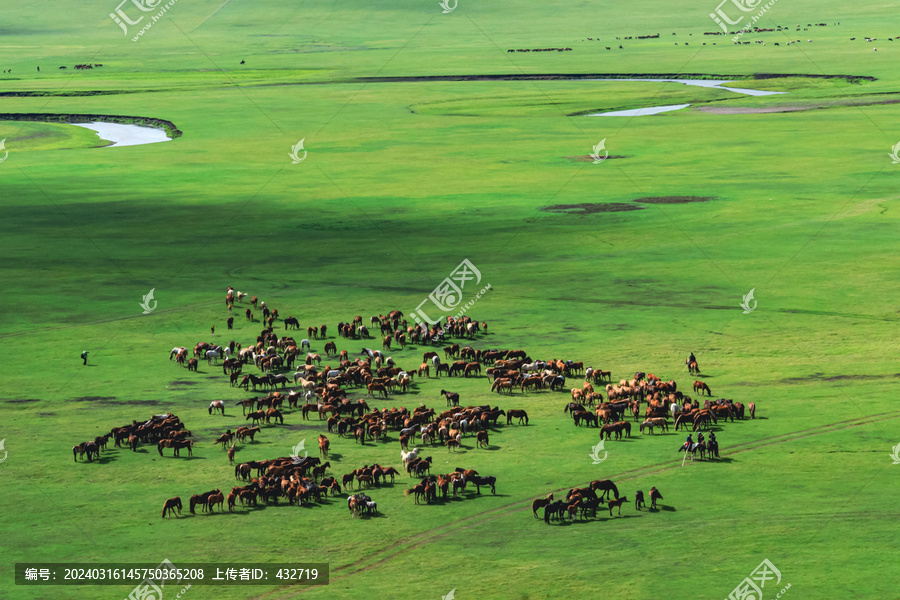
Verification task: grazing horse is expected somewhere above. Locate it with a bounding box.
[649,486,663,509]
[318,434,330,458]
[161,497,182,518]
[440,390,460,407]
[476,430,489,449]
[187,358,198,371]
[469,475,496,495]
[246,410,266,426]
[607,496,628,516]
[208,400,225,415]
[693,381,711,396]
[634,490,645,510]
[590,479,619,500]
[506,409,528,425]
[532,493,554,518]
[265,408,284,424]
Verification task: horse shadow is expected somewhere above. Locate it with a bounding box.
[654,505,677,512]
[706,457,735,463]
[327,452,344,461]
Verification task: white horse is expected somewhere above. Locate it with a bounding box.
[300,339,311,350]
[326,369,341,379]
[670,402,679,420]
[236,291,247,303]
[206,349,221,365]
[432,355,440,367]
[401,447,419,464]
[208,400,225,415]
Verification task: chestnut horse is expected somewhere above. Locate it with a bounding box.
[693,381,711,396]
[161,497,182,518]
[607,496,628,516]
[318,434,330,458]
[532,493,554,518]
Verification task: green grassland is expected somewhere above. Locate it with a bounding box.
[1,0,899,599]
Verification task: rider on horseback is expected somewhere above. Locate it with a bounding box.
[697,432,705,444]
[688,352,696,364]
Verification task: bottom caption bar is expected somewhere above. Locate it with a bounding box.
[16,562,329,586]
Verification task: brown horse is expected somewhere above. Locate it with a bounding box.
[246,410,266,425]
[687,360,700,374]
[190,489,220,514]
[748,401,756,419]
[649,486,663,509]
[318,434,330,458]
[590,479,619,500]
[693,381,711,396]
[227,444,236,464]
[532,493,554,518]
[266,408,284,424]
[312,462,331,481]
[207,492,225,513]
[607,496,628,516]
[506,409,529,425]
[187,358,198,371]
[161,497,182,518]
[476,430,490,449]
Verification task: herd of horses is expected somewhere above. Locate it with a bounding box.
[74,413,190,461]
[142,294,758,526]
[535,481,664,523]
[405,468,497,504]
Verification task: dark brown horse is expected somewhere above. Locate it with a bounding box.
[190,489,220,514]
[590,479,619,500]
[693,380,711,396]
[506,409,529,425]
[161,497,182,518]
[532,493,554,518]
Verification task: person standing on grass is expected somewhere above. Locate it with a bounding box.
[81,350,89,365]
